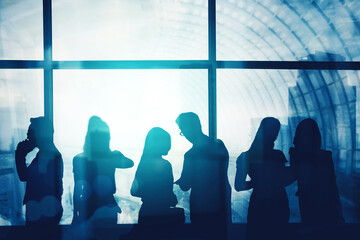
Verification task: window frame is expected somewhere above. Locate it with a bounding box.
[0,0,359,160]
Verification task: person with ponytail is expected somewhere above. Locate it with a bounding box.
[72,116,133,225]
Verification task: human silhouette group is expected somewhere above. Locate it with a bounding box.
[15,113,344,238]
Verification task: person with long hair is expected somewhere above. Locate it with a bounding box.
[235,117,294,239]
[290,118,344,225]
[131,127,183,225]
[72,116,134,225]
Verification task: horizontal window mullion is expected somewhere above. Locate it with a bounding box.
[217,61,360,70]
[52,60,211,69]
[0,60,44,69]
[1,60,359,70]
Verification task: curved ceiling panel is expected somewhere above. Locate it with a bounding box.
[217,0,360,61]
[0,0,43,60]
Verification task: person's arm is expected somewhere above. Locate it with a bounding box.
[234,153,252,191]
[217,140,230,185]
[55,153,64,199]
[282,166,296,186]
[72,156,85,224]
[174,154,191,191]
[327,152,345,223]
[168,164,178,207]
[169,191,178,207]
[289,147,298,178]
[15,140,35,181]
[112,150,134,168]
[279,151,296,186]
[130,171,143,198]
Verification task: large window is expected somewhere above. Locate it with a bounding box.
[52,0,208,60]
[53,69,208,223]
[0,0,359,225]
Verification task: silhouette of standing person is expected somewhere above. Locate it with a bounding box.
[72,116,134,226]
[235,117,294,239]
[175,112,231,237]
[290,118,344,225]
[15,117,63,225]
[131,127,184,226]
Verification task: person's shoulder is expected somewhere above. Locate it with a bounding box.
[273,149,285,156]
[214,138,227,148]
[162,159,173,169]
[214,138,228,151]
[52,146,62,159]
[289,147,296,155]
[214,138,224,145]
[74,152,86,159]
[319,149,332,156]
[236,151,247,160]
[45,144,61,156]
[318,149,332,162]
[236,151,248,164]
[184,149,193,158]
[272,149,287,162]
[73,153,87,173]
[73,153,86,164]
[46,145,63,163]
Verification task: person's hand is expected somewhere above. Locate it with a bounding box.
[170,194,178,207]
[16,139,35,154]
[174,178,190,191]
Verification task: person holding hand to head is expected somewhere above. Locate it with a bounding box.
[15,117,63,225]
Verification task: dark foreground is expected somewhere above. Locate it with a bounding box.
[0,223,359,240]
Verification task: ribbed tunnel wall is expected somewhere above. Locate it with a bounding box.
[216,0,360,222]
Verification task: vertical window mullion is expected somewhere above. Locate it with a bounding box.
[43,0,54,123]
[208,0,217,140]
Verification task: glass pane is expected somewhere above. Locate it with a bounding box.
[53,0,208,60]
[0,0,43,60]
[53,69,208,224]
[217,0,360,61]
[0,70,44,225]
[218,69,360,223]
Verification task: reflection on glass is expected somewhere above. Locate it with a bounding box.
[53,0,208,60]
[218,67,360,223]
[0,70,44,225]
[217,0,360,61]
[0,0,43,60]
[53,69,208,224]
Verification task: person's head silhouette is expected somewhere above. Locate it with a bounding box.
[293,118,321,153]
[84,116,111,157]
[142,127,171,158]
[250,117,280,153]
[175,112,202,144]
[27,117,54,149]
